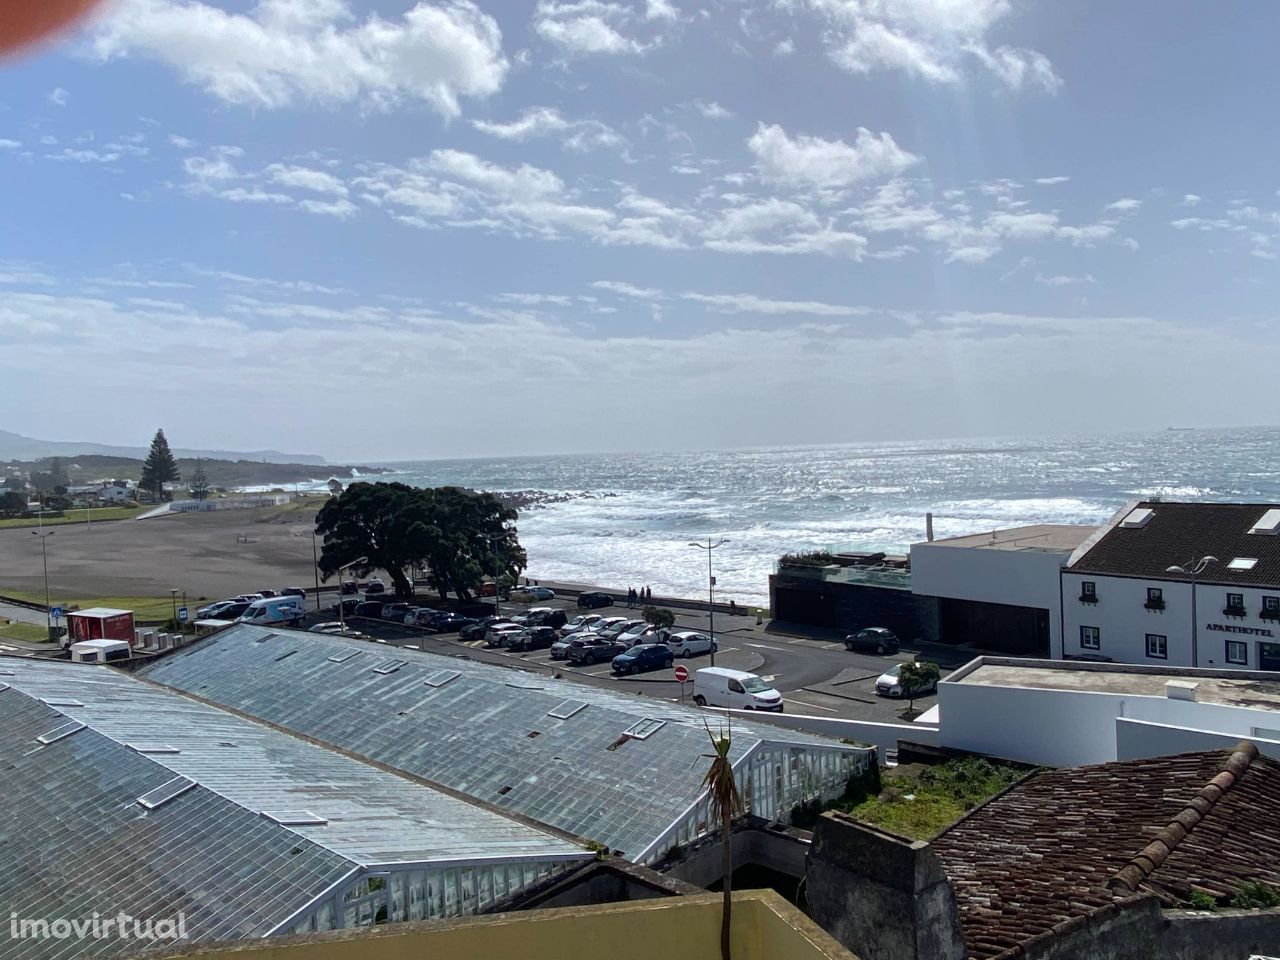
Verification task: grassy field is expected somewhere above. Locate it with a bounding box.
[0,622,51,643]
[1,589,177,622]
[0,506,143,530]
[840,758,1027,840]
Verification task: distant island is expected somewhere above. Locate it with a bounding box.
[4,453,387,489]
[0,428,329,465]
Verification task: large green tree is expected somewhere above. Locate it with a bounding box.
[315,482,524,599]
[0,490,27,518]
[140,429,181,501]
[188,460,210,501]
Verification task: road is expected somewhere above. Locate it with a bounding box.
[303,592,937,724]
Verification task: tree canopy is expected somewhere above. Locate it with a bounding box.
[898,660,941,715]
[189,460,210,501]
[315,482,525,599]
[140,429,181,500]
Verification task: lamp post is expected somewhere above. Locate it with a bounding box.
[336,556,368,633]
[689,537,730,667]
[31,530,53,638]
[485,534,504,618]
[1165,556,1219,667]
[169,588,179,631]
[311,529,322,613]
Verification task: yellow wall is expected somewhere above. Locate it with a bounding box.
[147,891,856,960]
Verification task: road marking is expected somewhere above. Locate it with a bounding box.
[403,645,420,650]
[820,642,844,650]
[745,643,773,649]
[784,695,838,714]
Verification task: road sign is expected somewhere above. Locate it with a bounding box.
[49,606,64,619]
[177,607,189,623]
[673,664,689,683]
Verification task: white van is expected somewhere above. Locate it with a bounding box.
[237,595,305,627]
[692,667,784,712]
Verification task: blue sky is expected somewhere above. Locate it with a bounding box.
[1,0,1278,461]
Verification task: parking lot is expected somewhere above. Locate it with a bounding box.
[301,591,943,724]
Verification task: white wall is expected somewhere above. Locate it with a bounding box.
[1063,573,1280,670]
[911,542,1069,656]
[1115,717,1280,761]
[721,709,939,760]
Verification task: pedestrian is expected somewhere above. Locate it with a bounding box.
[645,586,652,602]
[729,599,736,615]
[628,587,635,608]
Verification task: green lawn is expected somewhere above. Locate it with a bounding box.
[0,506,143,529]
[0,622,52,643]
[838,757,1027,840]
[1,590,176,622]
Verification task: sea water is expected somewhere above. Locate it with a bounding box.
[330,427,1280,606]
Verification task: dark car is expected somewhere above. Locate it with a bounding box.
[280,587,306,598]
[341,580,359,595]
[428,613,476,634]
[353,601,384,619]
[363,579,386,596]
[331,597,361,617]
[507,626,558,652]
[523,608,568,630]
[567,636,627,665]
[218,601,252,620]
[257,589,279,598]
[611,643,674,675]
[577,591,613,609]
[844,627,900,655]
[460,616,509,641]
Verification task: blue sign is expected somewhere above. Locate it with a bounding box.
[177,607,189,623]
[49,606,64,619]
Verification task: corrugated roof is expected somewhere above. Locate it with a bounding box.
[1068,501,1280,586]
[138,624,864,859]
[0,659,587,869]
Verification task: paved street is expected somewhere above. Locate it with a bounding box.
[307,592,941,724]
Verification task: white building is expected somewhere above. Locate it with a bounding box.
[936,655,1280,767]
[1062,501,1280,670]
[910,524,1093,659]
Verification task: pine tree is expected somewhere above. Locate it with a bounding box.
[189,460,210,501]
[140,429,181,501]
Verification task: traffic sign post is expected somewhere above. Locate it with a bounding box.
[673,663,689,704]
[50,606,64,620]
[177,607,188,624]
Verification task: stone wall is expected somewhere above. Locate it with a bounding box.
[806,813,965,960]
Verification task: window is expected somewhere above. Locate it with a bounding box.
[1080,581,1097,602]
[728,680,745,694]
[1263,597,1280,621]
[1226,640,1248,665]
[1225,593,1246,617]
[1080,626,1100,650]
[1145,587,1165,610]
[1146,634,1168,659]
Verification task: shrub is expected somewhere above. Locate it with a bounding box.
[841,764,882,806]
[779,551,836,568]
[1231,881,1280,910]
[642,606,676,629]
[1186,890,1218,912]
[789,798,824,830]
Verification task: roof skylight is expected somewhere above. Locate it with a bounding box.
[136,777,196,810]
[1228,557,1259,571]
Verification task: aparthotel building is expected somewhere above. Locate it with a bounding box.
[1062,501,1280,670]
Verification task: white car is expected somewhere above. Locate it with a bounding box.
[617,623,659,648]
[566,615,625,639]
[559,613,604,637]
[874,663,937,699]
[485,623,524,648]
[662,630,717,658]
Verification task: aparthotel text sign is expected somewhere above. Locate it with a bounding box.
[1206,623,1275,638]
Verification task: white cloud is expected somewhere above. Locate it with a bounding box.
[691,99,733,119]
[168,134,198,149]
[1106,197,1142,213]
[702,197,868,259]
[803,0,1060,92]
[682,292,868,316]
[0,139,22,151]
[299,198,359,218]
[1035,272,1096,287]
[533,0,650,54]
[591,280,665,299]
[748,122,918,189]
[47,148,124,164]
[92,0,508,117]
[1182,193,1202,206]
[265,163,349,197]
[470,106,622,151]
[1034,176,1070,185]
[48,87,70,106]
[645,0,678,21]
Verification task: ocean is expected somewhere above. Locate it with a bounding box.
[304,427,1280,607]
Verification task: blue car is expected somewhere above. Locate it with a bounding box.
[612,643,674,675]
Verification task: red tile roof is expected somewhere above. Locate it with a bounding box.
[930,743,1280,960]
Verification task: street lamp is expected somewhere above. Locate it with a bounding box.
[485,535,506,618]
[311,529,322,613]
[336,556,368,633]
[169,588,179,630]
[689,537,730,667]
[1165,556,1219,667]
[31,530,54,638]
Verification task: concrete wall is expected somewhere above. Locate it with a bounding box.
[729,709,939,759]
[1115,717,1280,762]
[807,814,965,960]
[770,574,940,641]
[911,541,1067,655]
[666,826,810,888]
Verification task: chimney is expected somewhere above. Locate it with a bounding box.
[1165,680,1199,702]
[925,513,934,542]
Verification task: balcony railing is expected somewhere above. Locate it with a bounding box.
[774,562,912,591]
[1144,599,1166,611]
[1223,605,1248,618]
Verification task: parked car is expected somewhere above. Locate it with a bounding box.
[577,591,613,609]
[380,602,414,621]
[511,606,554,626]
[308,621,347,634]
[485,623,524,648]
[234,594,264,603]
[210,601,251,620]
[364,579,386,596]
[692,667,784,712]
[280,587,306,598]
[340,580,359,595]
[661,630,717,658]
[460,616,511,641]
[549,635,576,659]
[598,619,644,641]
[196,599,236,618]
[845,627,900,655]
[559,613,603,637]
[427,613,476,634]
[611,643,674,675]
[257,589,279,598]
[523,586,555,601]
[565,615,624,639]
[237,596,305,627]
[523,608,568,630]
[507,626,559,652]
[331,597,361,617]
[566,636,627,665]
[404,608,441,627]
[616,623,659,648]
[353,601,384,619]
[874,663,937,699]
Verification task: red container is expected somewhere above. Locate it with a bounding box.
[66,608,137,646]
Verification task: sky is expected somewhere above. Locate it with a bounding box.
[2,0,1279,462]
